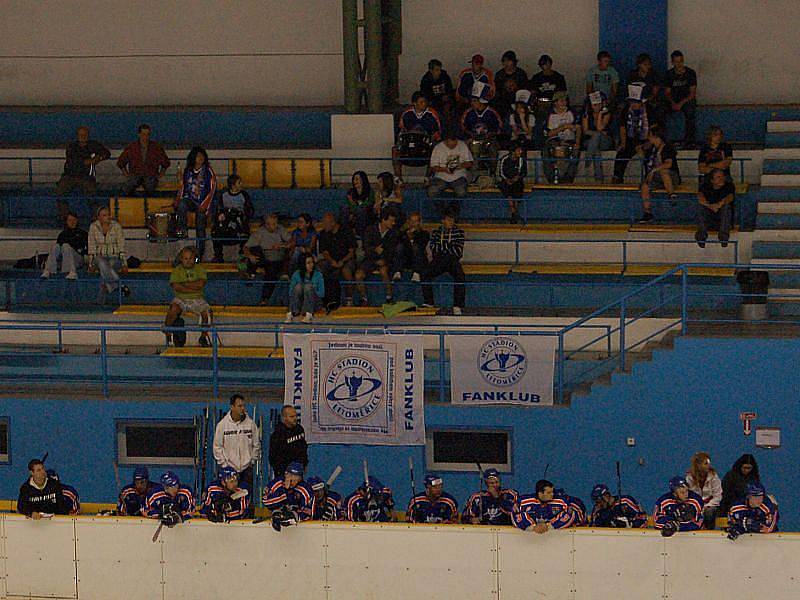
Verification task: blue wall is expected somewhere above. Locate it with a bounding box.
[0,336,797,529]
[599,0,668,80]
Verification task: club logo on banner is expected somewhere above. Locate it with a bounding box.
[283,334,425,445]
[449,335,556,406]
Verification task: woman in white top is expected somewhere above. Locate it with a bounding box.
[685,451,723,529]
[88,206,130,299]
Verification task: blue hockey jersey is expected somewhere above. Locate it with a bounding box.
[200,480,251,521]
[118,482,155,516]
[311,491,342,521]
[461,488,518,525]
[456,68,495,102]
[145,485,195,520]
[461,106,502,137]
[728,496,779,533]
[513,495,576,530]
[653,490,703,531]
[344,486,395,522]
[399,107,442,140]
[263,477,315,521]
[60,483,80,515]
[589,494,648,528]
[406,491,459,524]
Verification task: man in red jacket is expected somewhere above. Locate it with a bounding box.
[117,124,171,196]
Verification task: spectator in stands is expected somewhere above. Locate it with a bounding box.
[581,92,613,182]
[420,59,454,118]
[664,50,698,147]
[375,172,404,222]
[243,213,290,305]
[639,125,680,223]
[585,51,620,107]
[543,91,581,184]
[175,146,216,260]
[494,50,529,118]
[455,54,494,112]
[165,246,212,347]
[286,254,324,324]
[116,124,171,196]
[426,132,474,216]
[289,213,317,274]
[41,212,87,280]
[685,451,723,529]
[698,126,733,182]
[529,55,568,147]
[720,454,760,516]
[88,206,129,299]
[316,212,357,309]
[461,89,502,178]
[396,211,430,283]
[498,141,527,223]
[393,91,442,180]
[343,171,375,239]
[696,168,735,248]
[508,90,536,150]
[627,53,663,123]
[55,126,111,224]
[614,85,651,183]
[212,174,254,263]
[356,208,399,305]
[422,208,465,315]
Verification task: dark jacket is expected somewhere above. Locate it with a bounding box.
[17,478,70,516]
[56,227,88,255]
[63,140,111,178]
[268,421,308,478]
[363,223,399,264]
[720,453,760,515]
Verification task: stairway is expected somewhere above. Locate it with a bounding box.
[751,120,800,316]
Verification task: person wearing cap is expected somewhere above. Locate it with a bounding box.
[406,473,459,524]
[462,468,518,525]
[588,483,647,528]
[727,482,779,540]
[461,85,502,177]
[542,91,581,184]
[145,471,196,524]
[212,393,261,490]
[263,461,315,530]
[307,476,342,521]
[47,470,81,515]
[508,90,536,149]
[663,50,698,147]
[613,84,652,184]
[652,476,704,536]
[420,59,455,118]
[118,466,156,516]
[585,51,620,106]
[581,91,613,182]
[494,50,529,118]
[426,131,474,211]
[344,475,395,522]
[455,54,495,111]
[639,125,681,223]
[392,91,443,179]
[498,141,528,223]
[513,479,577,533]
[201,466,251,522]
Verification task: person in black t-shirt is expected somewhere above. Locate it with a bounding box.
[698,126,733,182]
[396,211,430,282]
[696,169,735,248]
[639,126,681,223]
[494,50,529,118]
[42,212,88,279]
[17,458,70,519]
[356,208,399,305]
[420,59,455,120]
[55,126,111,224]
[664,50,698,146]
[316,212,357,309]
[529,55,568,147]
[627,53,664,124]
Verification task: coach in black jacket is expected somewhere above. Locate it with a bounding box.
[268,405,309,478]
[18,458,70,518]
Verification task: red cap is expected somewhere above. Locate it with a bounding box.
[470,54,485,65]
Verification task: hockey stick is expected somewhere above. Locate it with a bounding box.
[408,456,417,522]
[200,406,210,495]
[363,459,370,495]
[475,461,485,524]
[151,522,164,543]
[616,461,622,499]
[543,463,549,479]
[112,461,121,493]
[231,489,249,501]
[41,452,49,464]
[327,465,343,488]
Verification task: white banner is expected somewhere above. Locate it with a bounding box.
[448,335,557,406]
[283,334,426,445]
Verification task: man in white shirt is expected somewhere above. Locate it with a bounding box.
[212,394,261,489]
[426,132,474,217]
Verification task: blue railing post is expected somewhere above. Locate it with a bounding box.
[57,321,63,353]
[100,328,109,398]
[514,240,520,266]
[27,158,33,188]
[622,241,628,272]
[438,333,446,403]
[557,332,564,402]
[212,328,220,399]
[681,265,688,335]
[619,299,626,371]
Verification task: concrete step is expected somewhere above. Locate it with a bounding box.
[763,159,800,175]
[751,257,800,268]
[752,241,800,259]
[758,202,800,214]
[757,187,800,201]
[761,174,800,187]
[765,132,800,148]
[763,148,800,160]
[765,271,800,287]
[756,213,800,229]
[767,121,800,133]
[767,288,800,300]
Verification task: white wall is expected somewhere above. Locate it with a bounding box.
[2,515,799,599]
[0,1,343,105]
[669,0,800,104]
[399,0,599,104]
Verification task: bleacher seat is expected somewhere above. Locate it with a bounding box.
[230,158,331,189]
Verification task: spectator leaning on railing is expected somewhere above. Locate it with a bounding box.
[55,126,110,224]
[116,124,170,196]
[88,206,129,299]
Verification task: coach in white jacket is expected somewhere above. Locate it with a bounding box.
[213,394,261,489]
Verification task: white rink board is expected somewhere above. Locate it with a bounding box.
[4,516,800,600]
[324,523,497,600]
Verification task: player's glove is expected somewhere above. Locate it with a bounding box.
[660,519,678,537]
[612,516,632,528]
[322,503,338,522]
[207,498,232,523]
[727,525,744,541]
[744,516,763,533]
[160,504,182,528]
[673,502,697,524]
[271,507,298,532]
